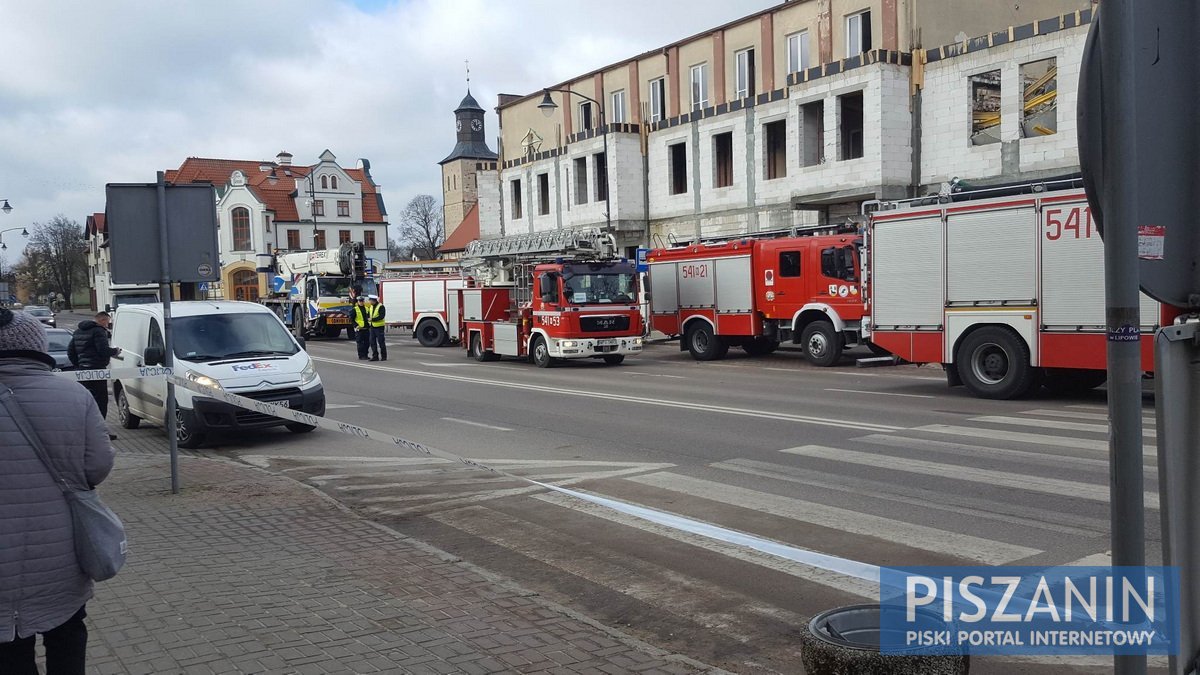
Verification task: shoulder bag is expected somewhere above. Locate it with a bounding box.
[0,388,127,581]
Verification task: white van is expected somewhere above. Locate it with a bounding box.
[110,301,325,448]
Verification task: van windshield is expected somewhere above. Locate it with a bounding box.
[173,313,299,362]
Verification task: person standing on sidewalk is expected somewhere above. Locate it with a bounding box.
[67,312,120,440]
[0,307,115,675]
[352,296,370,360]
[366,295,387,361]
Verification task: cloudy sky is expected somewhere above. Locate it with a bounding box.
[0,0,774,264]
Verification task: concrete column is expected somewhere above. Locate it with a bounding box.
[667,47,681,118]
[760,14,775,92]
[713,31,727,106]
[628,61,642,124]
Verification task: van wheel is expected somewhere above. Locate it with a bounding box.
[416,319,447,348]
[742,337,780,356]
[531,336,554,368]
[956,327,1036,399]
[602,354,625,365]
[286,422,317,433]
[686,323,728,361]
[176,408,206,449]
[801,321,843,367]
[116,386,140,429]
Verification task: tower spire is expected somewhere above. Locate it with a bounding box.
[465,60,470,91]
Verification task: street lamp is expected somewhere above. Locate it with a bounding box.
[538,89,611,232]
[0,200,12,214]
[0,226,29,250]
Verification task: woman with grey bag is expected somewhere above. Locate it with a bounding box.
[0,308,115,675]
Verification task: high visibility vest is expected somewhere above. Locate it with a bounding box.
[369,303,385,328]
[353,305,367,329]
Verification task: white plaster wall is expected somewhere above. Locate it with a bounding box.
[477,171,502,239]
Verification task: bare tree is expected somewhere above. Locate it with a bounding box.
[387,234,408,262]
[397,195,444,260]
[18,216,88,308]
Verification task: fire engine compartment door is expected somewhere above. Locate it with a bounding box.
[648,263,678,314]
[493,322,521,356]
[714,256,752,313]
[676,259,717,309]
[394,282,416,321]
[946,207,1037,305]
[446,292,461,340]
[871,216,944,328]
[414,280,448,313]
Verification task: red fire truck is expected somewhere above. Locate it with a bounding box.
[456,229,643,367]
[645,230,866,365]
[864,181,1180,399]
[378,272,467,347]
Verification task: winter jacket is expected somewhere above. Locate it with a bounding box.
[67,320,119,370]
[0,354,115,640]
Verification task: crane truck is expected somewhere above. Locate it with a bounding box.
[257,242,376,339]
[455,228,644,367]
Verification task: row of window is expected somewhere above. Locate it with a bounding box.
[317,175,340,190]
[311,199,351,218]
[509,153,609,220]
[283,229,377,250]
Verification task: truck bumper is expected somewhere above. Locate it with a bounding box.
[549,336,644,359]
[185,385,326,432]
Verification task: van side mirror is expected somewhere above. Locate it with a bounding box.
[104,304,113,313]
[143,346,165,366]
[539,274,558,303]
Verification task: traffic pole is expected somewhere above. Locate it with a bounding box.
[157,170,180,495]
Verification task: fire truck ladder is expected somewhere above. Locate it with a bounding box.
[462,228,616,262]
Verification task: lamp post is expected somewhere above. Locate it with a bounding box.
[0,226,28,303]
[538,89,611,232]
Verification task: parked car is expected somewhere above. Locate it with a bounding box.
[45,328,73,370]
[24,306,56,327]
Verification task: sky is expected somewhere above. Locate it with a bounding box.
[0,0,775,265]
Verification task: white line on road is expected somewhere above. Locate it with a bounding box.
[441,416,513,431]
[310,355,903,433]
[355,401,407,412]
[824,388,934,399]
[323,403,361,410]
[970,414,1157,438]
[911,424,1154,454]
[780,444,1160,509]
[626,472,1039,564]
[1023,408,1155,424]
[624,371,687,379]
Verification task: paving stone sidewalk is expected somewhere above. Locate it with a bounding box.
[86,451,722,674]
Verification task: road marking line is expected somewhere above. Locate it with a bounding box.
[311,355,903,433]
[910,424,1156,455]
[857,434,1115,470]
[430,504,821,639]
[323,403,361,409]
[441,417,513,431]
[624,371,687,379]
[335,466,669,493]
[355,401,407,412]
[1023,408,1155,424]
[626,472,1039,564]
[531,492,878,598]
[970,414,1157,438]
[824,388,934,399]
[240,455,450,468]
[780,444,1160,509]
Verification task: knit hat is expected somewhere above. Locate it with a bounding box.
[0,308,50,355]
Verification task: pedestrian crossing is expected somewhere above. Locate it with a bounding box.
[241,402,1158,674]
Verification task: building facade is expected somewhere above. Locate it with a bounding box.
[476,0,1092,249]
[84,212,158,311]
[439,91,498,247]
[165,151,389,300]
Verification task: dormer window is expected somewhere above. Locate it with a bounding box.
[330,175,338,190]
[321,175,328,189]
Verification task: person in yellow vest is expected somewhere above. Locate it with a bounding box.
[351,296,370,360]
[366,295,387,361]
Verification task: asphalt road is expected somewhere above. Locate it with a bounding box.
[59,312,1162,674]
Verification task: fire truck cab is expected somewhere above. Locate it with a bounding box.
[458,229,643,367]
[646,231,864,365]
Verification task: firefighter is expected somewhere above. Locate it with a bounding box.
[351,296,370,360]
[366,294,387,361]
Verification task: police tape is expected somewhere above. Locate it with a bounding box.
[55,366,175,382]
[165,374,883,585]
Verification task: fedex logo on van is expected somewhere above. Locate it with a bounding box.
[231,362,279,372]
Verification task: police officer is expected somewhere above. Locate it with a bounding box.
[351,296,370,360]
[366,295,387,361]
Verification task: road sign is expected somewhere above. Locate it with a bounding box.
[636,247,649,273]
[105,183,219,285]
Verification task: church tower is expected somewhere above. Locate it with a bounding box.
[439,90,497,240]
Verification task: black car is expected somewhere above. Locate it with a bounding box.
[46,328,73,369]
[24,307,56,328]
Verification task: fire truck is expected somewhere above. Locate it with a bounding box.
[864,180,1179,399]
[456,228,643,367]
[377,272,467,347]
[258,242,375,339]
[645,230,866,365]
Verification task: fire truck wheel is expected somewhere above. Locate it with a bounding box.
[531,336,554,368]
[470,333,499,362]
[801,321,843,367]
[686,322,728,361]
[742,337,780,356]
[416,319,447,348]
[602,354,625,365]
[956,326,1036,400]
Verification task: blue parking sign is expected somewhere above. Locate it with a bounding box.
[636,247,649,272]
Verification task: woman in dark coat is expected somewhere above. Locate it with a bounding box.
[0,308,115,674]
